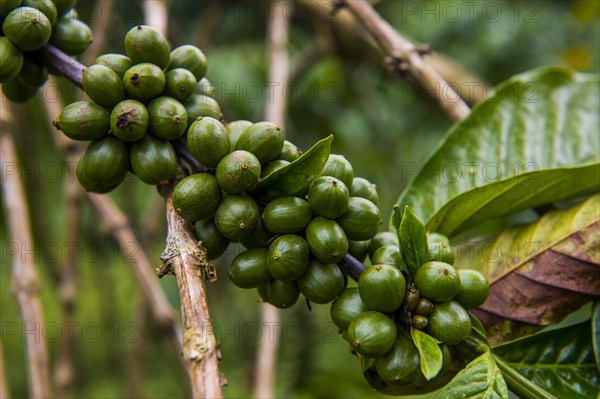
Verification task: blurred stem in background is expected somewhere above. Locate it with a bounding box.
[252,1,291,398]
[1,101,52,399]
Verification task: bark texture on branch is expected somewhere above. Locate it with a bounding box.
[161,196,224,399]
[340,0,470,122]
[0,101,52,399]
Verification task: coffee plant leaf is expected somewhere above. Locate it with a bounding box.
[399,205,429,277]
[457,194,600,345]
[396,67,600,237]
[252,135,332,201]
[411,327,443,380]
[493,320,600,398]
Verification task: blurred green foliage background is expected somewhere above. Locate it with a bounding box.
[1,0,599,398]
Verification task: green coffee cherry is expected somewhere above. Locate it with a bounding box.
[195,77,215,97]
[147,96,188,140]
[193,218,230,261]
[22,0,57,25]
[54,101,109,141]
[337,197,382,241]
[454,269,489,309]
[267,279,299,309]
[321,154,354,188]
[371,245,404,271]
[235,122,285,164]
[187,116,229,168]
[347,311,396,357]
[414,261,461,303]
[414,298,434,317]
[348,240,370,263]
[278,140,302,162]
[239,218,274,249]
[350,177,379,205]
[214,194,259,240]
[95,54,133,79]
[297,258,345,304]
[262,196,313,234]
[172,173,222,222]
[76,164,122,194]
[428,232,450,245]
[226,120,252,149]
[167,45,207,80]
[428,240,455,264]
[164,68,197,101]
[427,300,472,345]
[368,231,398,258]
[183,94,222,126]
[53,0,77,16]
[0,0,21,17]
[123,63,166,102]
[82,64,126,107]
[110,100,149,142]
[375,333,421,385]
[130,135,177,185]
[412,315,428,330]
[50,17,92,55]
[306,217,348,263]
[0,37,23,83]
[229,249,270,289]
[261,160,289,178]
[330,287,368,330]
[15,56,47,89]
[124,25,170,68]
[358,264,406,312]
[3,7,52,51]
[267,234,309,282]
[216,150,261,194]
[308,176,350,219]
[77,135,129,188]
[402,284,420,312]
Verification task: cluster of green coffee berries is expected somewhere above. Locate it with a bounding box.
[171,125,384,309]
[330,231,489,389]
[0,0,92,101]
[51,24,220,192]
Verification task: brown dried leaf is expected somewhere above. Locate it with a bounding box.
[457,194,600,345]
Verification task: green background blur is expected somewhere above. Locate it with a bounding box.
[1,0,599,398]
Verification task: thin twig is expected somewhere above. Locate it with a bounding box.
[0,341,10,399]
[253,3,292,398]
[126,298,150,399]
[339,0,470,122]
[337,253,367,281]
[53,181,81,398]
[0,100,52,399]
[86,193,183,330]
[162,195,225,399]
[82,0,116,66]
[35,45,83,88]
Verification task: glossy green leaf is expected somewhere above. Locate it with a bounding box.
[436,350,508,399]
[457,194,600,345]
[493,321,600,398]
[593,300,600,372]
[399,206,429,277]
[396,67,600,237]
[411,327,443,380]
[251,135,332,201]
[391,204,402,232]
